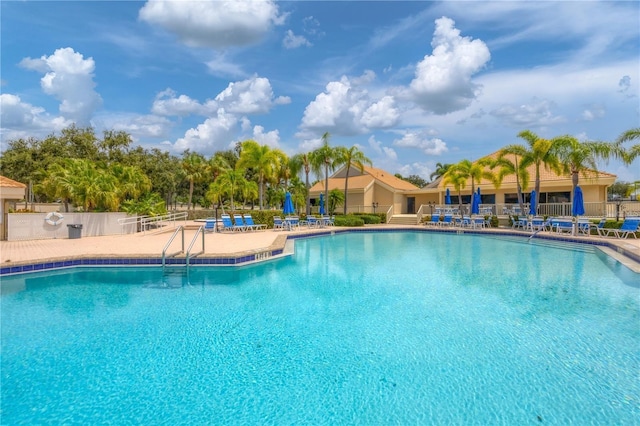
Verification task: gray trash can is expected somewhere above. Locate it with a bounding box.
[67,224,83,239]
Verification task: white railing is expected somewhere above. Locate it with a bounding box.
[140,212,188,234]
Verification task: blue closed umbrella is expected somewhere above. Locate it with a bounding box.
[319,193,326,215]
[572,186,585,216]
[283,191,295,215]
[529,190,537,215]
[471,191,480,214]
[445,188,451,205]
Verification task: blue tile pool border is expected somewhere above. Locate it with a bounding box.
[1,227,638,276]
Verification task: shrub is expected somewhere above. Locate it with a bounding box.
[488,215,499,228]
[333,215,365,227]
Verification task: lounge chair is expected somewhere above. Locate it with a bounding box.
[221,214,245,232]
[599,217,640,239]
[273,216,286,230]
[425,215,440,226]
[233,214,251,232]
[471,216,485,229]
[528,216,545,232]
[204,219,216,233]
[589,218,607,237]
[551,218,574,234]
[306,216,319,228]
[243,214,266,231]
[322,216,335,226]
[438,214,453,227]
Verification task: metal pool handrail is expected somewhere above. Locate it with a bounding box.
[162,226,185,267]
[185,226,205,266]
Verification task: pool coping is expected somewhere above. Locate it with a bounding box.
[1,226,639,276]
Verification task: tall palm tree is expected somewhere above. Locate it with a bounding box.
[310,132,336,206]
[181,152,207,210]
[211,168,248,211]
[501,130,562,212]
[291,153,312,215]
[334,145,372,214]
[430,162,452,182]
[237,140,278,209]
[208,152,231,182]
[492,152,530,214]
[551,135,618,195]
[443,164,468,213]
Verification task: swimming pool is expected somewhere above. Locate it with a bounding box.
[2,232,639,424]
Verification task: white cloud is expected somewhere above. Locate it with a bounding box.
[0,94,71,144]
[393,130,448,155]
[489,98,565,127]
[173,108,238,155]
[139,0,285,49]
[300,73,400,135]
[367,135,433,181]
[215,76,286,115]
[19,47,102,125]
[152,89,212,116]
[407,17,490,114]
[96,113,173,140]
[283,30,311,49]
[580,104,606,122]
[251,125,280,147]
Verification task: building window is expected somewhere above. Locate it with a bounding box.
[546,192,570,203]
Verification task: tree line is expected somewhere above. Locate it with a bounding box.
[0,126,375,216]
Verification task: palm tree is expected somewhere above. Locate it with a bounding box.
[310,132,336,207]
[443,163,469,213]
[237,140,278,209]
[210,168,248,211]
[291,153,312,215]
[208,152,231,182]
[501,130,562,212]
[181,152,207,210]
[615,127,640,163]
[334,145,372,214]
[430,162,452,182]
[492,152,530,214]
[551,135,618,195]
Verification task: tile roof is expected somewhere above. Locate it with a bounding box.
[0,175,27,189]
[309,165,420,192]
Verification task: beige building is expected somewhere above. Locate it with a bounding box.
[1,175,27,240]
[309,152,616,218]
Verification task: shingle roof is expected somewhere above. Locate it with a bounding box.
[0,175,27,189]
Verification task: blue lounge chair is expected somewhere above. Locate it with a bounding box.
[221,214,244,232]
[426,215,440,226]
[273,216,286,230]
[551,218,574,234]
[600,217,640,239]
[204,219,216,233]
[306,216,319,228]
[438,215,453,227]
[321,216,335,226]
[243,214,266,231]
[233,214,250,232]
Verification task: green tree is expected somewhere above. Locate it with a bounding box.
[615,127,640,163]
[310,132,336,206]
[181,151,207,210]
[492,152,530,214]
[501,130,562,213]
[429,163,452,182]
[443,162,469,213]
[291,152,313,215]
[394,174,427,188]
[334,145,372,214]
[212,168,249,211]
[237,140,278,209]
[328,188,344,215]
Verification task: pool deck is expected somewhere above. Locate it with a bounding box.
[1,222,639,274]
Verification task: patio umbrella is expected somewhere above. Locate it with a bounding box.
[445,188,451,205]
[319,192,326,215]
[471,191,480,215]
[529,190,537,215]
[283,191,295,215]
[572,186,585,216]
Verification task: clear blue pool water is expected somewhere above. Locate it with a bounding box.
[1,232,639,425]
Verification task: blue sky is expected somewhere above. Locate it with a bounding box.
[2,1,639,182]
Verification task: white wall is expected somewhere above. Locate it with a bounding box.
[7,213,136,241]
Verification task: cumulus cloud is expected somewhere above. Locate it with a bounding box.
[152,89,213,116]
[0,94,71,143]
[139,0,285,49]
[367,135,433,181]
[173,108,238,155]
[300,73,400,135]
[19,47,102,125]
[251,125,280,147]
[97,113,173,139]
[408,17,490,114]
[489,98,565,127]
[215,76,290,114]
[283,30,311,49]
[393,130,448,155]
